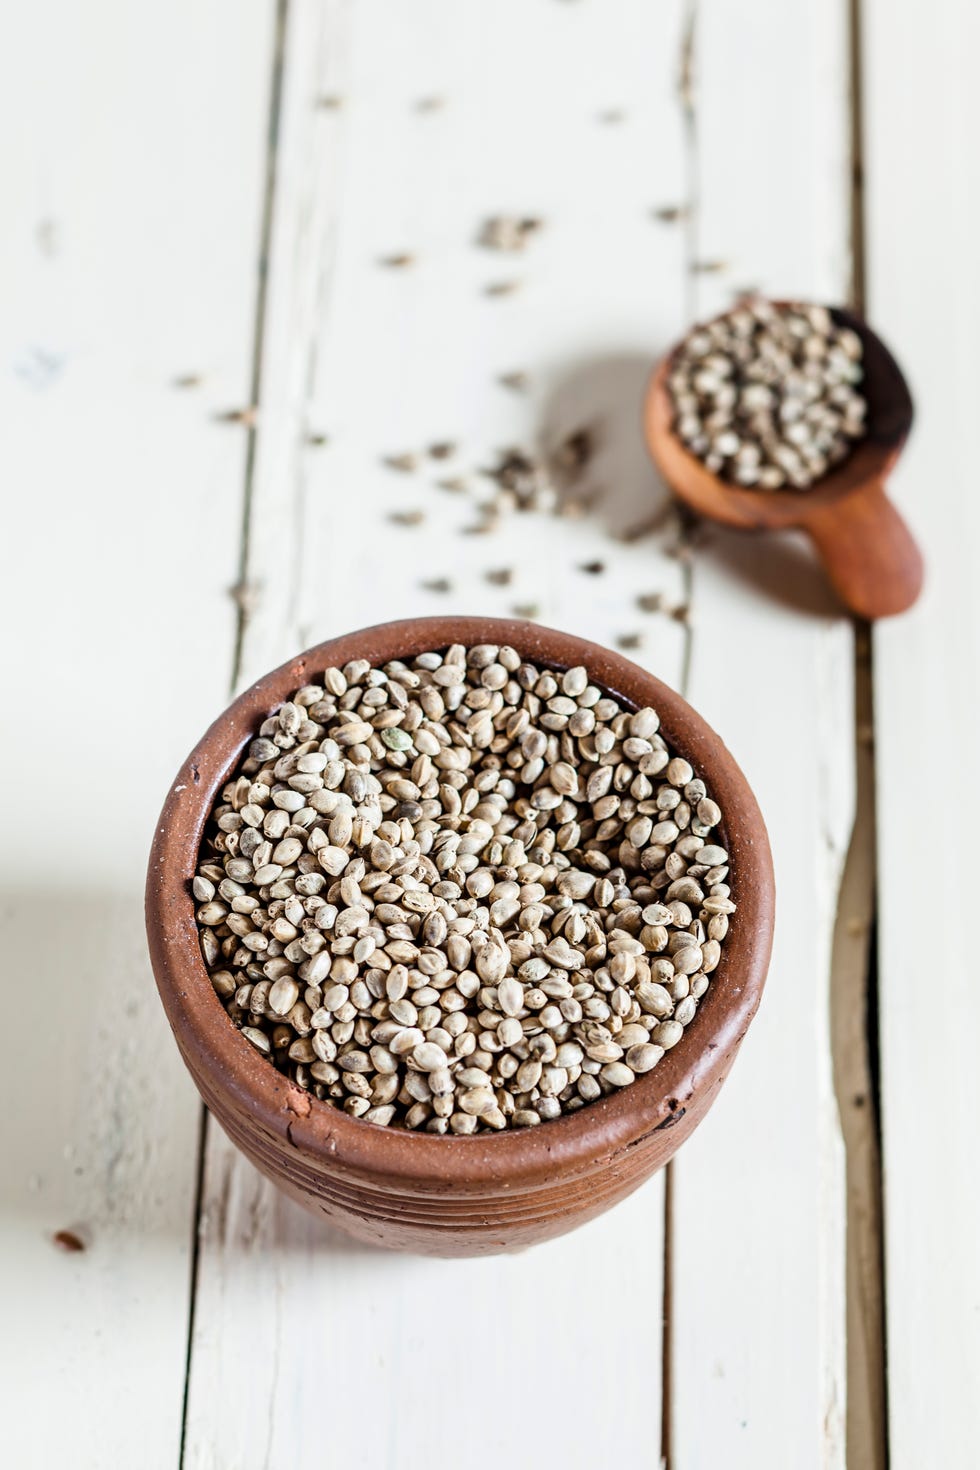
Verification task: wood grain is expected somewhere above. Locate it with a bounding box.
[0,3,272,1466]
[864,0,980,1462]
[667,2,853,1465]
[804,481,923,620]
[0,0,922,1462]
[184,0,690,1463]
[829,636,887,1470]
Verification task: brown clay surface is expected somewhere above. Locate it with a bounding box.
[645,306,923,619]
[146,617,775,1256]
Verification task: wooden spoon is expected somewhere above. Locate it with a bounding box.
[644,307,923,619]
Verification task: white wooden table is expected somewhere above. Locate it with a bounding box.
[2,3,976,1466]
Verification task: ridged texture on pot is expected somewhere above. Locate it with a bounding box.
[147,618,774,1257]
[175,1028,733,1254]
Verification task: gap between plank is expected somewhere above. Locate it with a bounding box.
[231,0,292,692]
[828,632,888,1470]
[179,6,293,1465]
[178,1102,209,1470]
[660,1160,675,1470]
[848,0,866,313]
[826,3,890,1463]
[667,2,888,1462]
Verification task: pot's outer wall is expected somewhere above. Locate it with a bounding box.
[146,617,775,1256]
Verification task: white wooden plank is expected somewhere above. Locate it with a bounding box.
[0,4,272,1465]
[864,3,980,1462]
[668,2,853,1465]
[186,2,692,1465]
[238,0,693,684]
[675,561,853,1467]
[190,1156,666,1470]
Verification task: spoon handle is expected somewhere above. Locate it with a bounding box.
[801,480,924,620]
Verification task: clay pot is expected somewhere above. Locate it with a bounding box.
[146,617,774,1256]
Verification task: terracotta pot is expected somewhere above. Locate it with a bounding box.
[146,617,774,1256]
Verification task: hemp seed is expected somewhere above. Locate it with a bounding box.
[668,297,868,490]
[193,646,735,1132]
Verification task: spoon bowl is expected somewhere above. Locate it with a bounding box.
[645,306,923,619]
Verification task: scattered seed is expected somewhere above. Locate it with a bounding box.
[637,592,665,613]
[428,441,456,460]
[691,260,729,274]
[52,1229,85,1253]
[388,509,425,527]
[307,433,330,447]
[317,95,343,110]
[228,580,262,616]
[598,108,627,124]
[653,205,687,223]
[484,567,513,586]
[194,646,734,1133]
[579,560,605,576]
[473,436,603,524]
[420,577,453,594]
[173,373,203,389]
[617,632,644,650]
[379,253,415,268]
[511,603,540,619]
[216,406,258,427]
[484,280,521,297]
[415,96,445,112]
[462,515,499,536]
[552,427,595,480]
[437,476,468,494]
[484,449,555,513]
[558,499,587,520]
[382,452,419,473]
[479,216,544,252]
[498,371,529,393]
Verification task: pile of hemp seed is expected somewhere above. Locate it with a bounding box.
[193,644,735,1134]
[668,298,868,489]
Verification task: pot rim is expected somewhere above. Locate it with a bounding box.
[146,616,774,1190]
